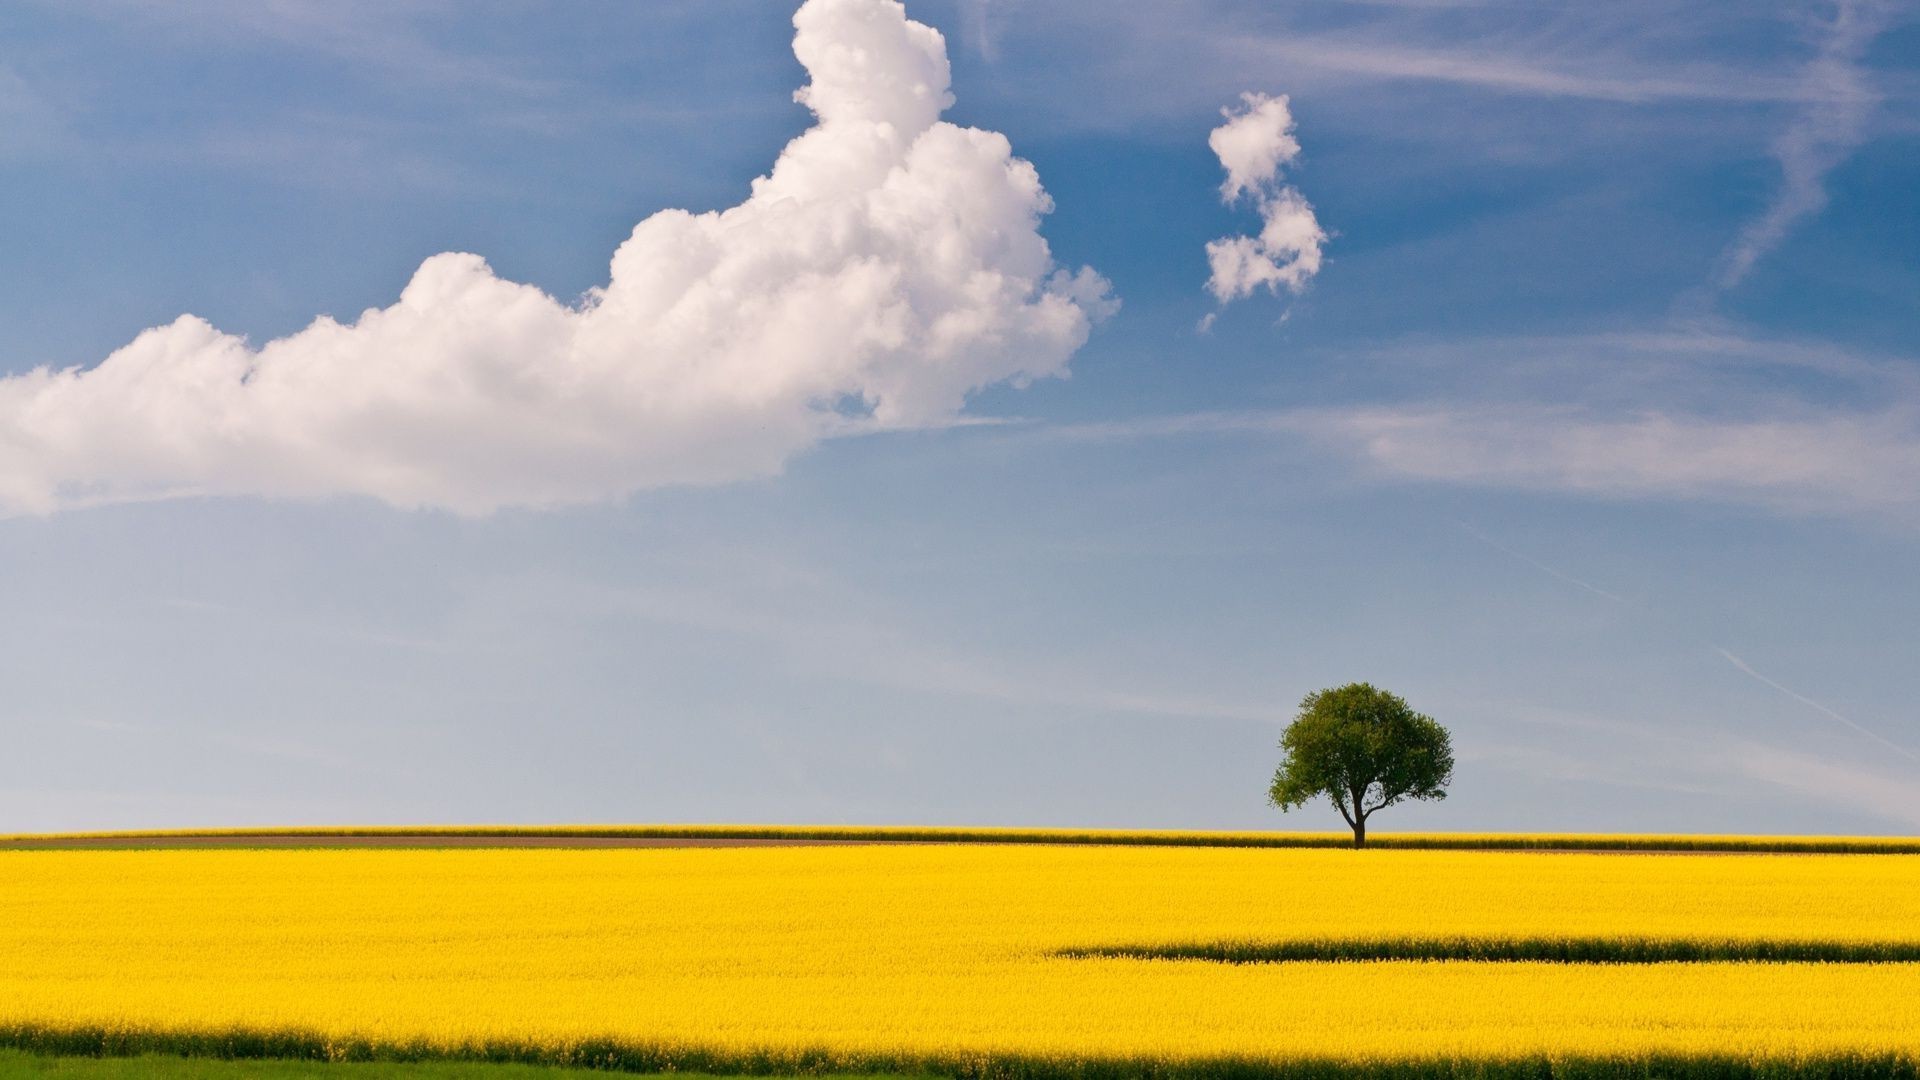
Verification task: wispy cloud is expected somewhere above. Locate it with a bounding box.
[1466,701,1920,829]
[919,2,1900,143]
[1716,647,1919,762]
[51,0,563,99]
[1226,34,1822,106]
[958,0,1016,61]
[6,0,757,192]
[1707,0,1900,293]
[1454,520,1628,604]
[1033,401,1920,525]
[1105,1,1892,109]
[0,63,65,158]
[1732,742,1920,828]
[478,566,1280,728]
[1025,325,1920,527]
[1284,403,1920,522]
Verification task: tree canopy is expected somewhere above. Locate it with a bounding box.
[1268,683,1453,846]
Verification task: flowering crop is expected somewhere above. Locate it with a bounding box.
[1,845,1916,1077]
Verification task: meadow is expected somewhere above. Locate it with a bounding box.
[1,838,1917,1078]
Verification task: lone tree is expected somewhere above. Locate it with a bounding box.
[1269,683,1453,847]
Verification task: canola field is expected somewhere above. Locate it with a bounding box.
[2,843,1918,1078]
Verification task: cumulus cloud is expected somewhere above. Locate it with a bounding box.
[1204,92,1325,305]
[0,0,1112,515]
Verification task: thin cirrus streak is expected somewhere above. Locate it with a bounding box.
[1452,520,1630,605]
[1715,647,1918,763]
[1452,520,1916,767]
[1707,0,1898,294]
[1230,33,1837,106]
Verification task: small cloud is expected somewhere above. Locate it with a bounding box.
[1204,92,1326,306]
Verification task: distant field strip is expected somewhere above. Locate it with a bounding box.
[0,1048,745,1079]
[4,824,1919,852]
[2,846,1919,1078]
[1060,937,1920,964]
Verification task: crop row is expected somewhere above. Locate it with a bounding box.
[1,1026,1916,1080]
[1059,938,1920,965]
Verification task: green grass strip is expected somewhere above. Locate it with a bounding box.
[0,1048,711,1078]
[0,1049,929,1079]
[3,826,1919,854]
[1059,937,1920,965]
[0,1027,1912,1080]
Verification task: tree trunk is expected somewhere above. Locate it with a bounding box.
[1352,817,1366,848]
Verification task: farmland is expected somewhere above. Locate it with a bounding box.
[1,838,1917,1078]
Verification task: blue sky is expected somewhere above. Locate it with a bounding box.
[1,0,1916,833]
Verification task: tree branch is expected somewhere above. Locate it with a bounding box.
[1331,796,1356,829]
[1363,783,1407,816]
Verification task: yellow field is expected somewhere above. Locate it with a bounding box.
[2,844,1918,1076]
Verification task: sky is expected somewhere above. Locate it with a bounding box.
[1,0,1916,834]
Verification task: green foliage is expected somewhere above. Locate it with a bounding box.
[1269,684,1454,844]
[1059,937,1920,965]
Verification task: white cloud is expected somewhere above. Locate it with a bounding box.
[1204,92,1325,304]
[0,0,1112,516]
[1209,92,1300,203]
